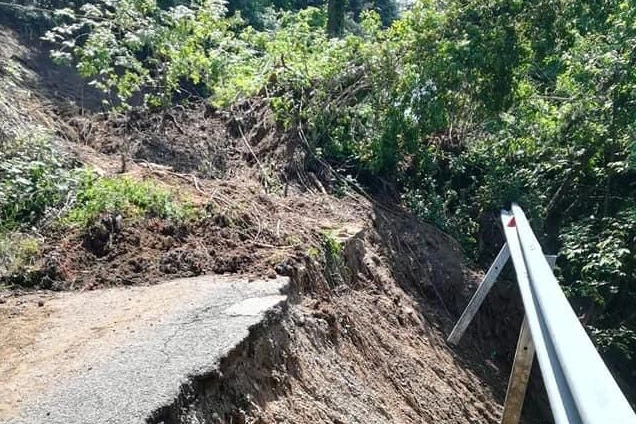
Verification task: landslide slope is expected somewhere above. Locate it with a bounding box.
[0,26,544,424]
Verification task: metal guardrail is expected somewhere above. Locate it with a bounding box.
[448,203,636,424]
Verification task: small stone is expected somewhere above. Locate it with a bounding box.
[267,270,277,279]
[292,309,306,326]
[38,300,45,307]
[232,409,246,424]
[274,263,287,275]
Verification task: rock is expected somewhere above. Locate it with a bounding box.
[291,309,306,327]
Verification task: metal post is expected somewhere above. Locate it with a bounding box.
[447,244,510,345]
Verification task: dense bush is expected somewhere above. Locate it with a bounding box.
[43,2,384,108]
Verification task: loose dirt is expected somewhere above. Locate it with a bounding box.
[35,182,368,290]
[156,224,507,424]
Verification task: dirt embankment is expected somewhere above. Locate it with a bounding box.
[0,25,549,424]
[148,214,510,424]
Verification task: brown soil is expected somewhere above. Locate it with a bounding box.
[36,184,368,291]
[65,97,319,189]
[149,221,530,424]
[1,24,345,291]
[0,25,549,424]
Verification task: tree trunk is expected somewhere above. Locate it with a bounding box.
[327,0,346,37]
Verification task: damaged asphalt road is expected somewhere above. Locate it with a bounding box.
[1,276,288,424]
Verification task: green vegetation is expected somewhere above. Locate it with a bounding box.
[321,230,343,258]
[0,232,42,287]
[0,133,75,231]
[0,133,193,283]
[42,2,384,109]
[0,133,69,285]
[64,172,195,228]
[320,230,344,287]
[1,134,192,231]
[3,0,634,401]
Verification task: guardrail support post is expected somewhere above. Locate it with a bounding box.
[501,317,535,424]
[447,244,510,345]
[500,255,556,424]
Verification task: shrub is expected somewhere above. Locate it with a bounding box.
[0,133,76,231]
[44,0,245,108]
[0,232,42,285]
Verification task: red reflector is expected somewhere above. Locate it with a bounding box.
[507,217,516,227]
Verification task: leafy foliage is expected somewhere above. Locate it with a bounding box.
[43,0,247,108]
[560,210,636,378]
[0,133,75,231]
[43,0,399,108]
[64,171,195,228]
[273,0,636,389]
[0,135,74,286]
[226,0,400,29]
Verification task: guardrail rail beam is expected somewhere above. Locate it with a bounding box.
[448,204,636,424]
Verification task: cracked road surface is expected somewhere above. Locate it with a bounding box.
[0,276,288,424]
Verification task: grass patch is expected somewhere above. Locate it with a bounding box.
[0,232,42,287]
[63,171,197,228]
[321,231,343,258]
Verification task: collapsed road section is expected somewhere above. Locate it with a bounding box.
[0,276,289,424]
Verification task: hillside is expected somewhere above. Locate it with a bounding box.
[1,0,635,421]
[0,24,537,424]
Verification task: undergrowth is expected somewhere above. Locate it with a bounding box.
[63,172,196,228]
[0,132,75,231]
[0,232,42,287]
[0,133,195,287]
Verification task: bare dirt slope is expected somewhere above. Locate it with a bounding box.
[144,214,518,424]
[0,26,540,424]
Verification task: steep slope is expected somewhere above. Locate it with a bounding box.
[160,220,506,424]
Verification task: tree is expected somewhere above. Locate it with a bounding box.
[374,0,397,26]
[327,0,346,37]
